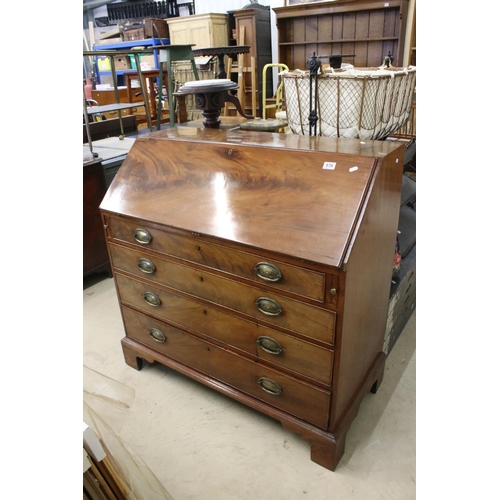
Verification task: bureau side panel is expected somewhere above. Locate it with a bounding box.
[332,149,404,428]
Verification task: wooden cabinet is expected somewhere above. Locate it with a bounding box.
[231,6,273,116]
[100,128,405,471]
[273,0,410,71]
[167,13,228,48]
[83,158,111,278]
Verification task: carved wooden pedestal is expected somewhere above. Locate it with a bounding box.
[175,79,252,128]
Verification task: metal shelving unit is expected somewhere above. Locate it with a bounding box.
[83,48,156,157]
[93,37,169,85]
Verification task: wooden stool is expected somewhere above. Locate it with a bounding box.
[175,79,252,129]
[123,70,168,124]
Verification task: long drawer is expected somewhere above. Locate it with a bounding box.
[115,273,334,385]
[110,243,336,344]
[121,306,332,429]
[106,215,331,303]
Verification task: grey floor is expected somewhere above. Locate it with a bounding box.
[83,273,416,500]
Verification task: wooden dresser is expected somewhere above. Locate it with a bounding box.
[232,6,273,116]
[99,128,405,471]
[273,0,410,70]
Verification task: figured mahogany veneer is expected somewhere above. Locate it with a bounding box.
[100,128,405,471]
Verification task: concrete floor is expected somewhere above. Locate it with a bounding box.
[83,273,416,500]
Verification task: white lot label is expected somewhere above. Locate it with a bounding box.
[322,162,336,170]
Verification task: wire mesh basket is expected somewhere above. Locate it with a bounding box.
[171,59,218,121]
[282,66,416,140]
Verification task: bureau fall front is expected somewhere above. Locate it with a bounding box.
[99,127,405,471]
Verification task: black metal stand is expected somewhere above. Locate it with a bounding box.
[307,52,321,136]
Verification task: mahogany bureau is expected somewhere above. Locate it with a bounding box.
[99,128,405,471]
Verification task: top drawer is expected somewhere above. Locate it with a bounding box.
[105,215,329,303]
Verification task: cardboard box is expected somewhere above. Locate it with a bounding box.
[129,54,155,70]
[140,54,156,70]
[97,56,111,71]
[113,55,132,70]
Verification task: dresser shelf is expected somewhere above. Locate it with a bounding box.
[279,36,400,46]
[273,0,410,71]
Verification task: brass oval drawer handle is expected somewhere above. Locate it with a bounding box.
[254,262,283,282]
[256,336,283,355]
[149,328,166,343]
[255,297,283,316]
[138,258,156,274]
[257,377,282,396]
[133,228,152,245]
[143,291,161,307]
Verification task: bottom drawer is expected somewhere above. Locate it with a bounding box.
[121,306,331,429]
